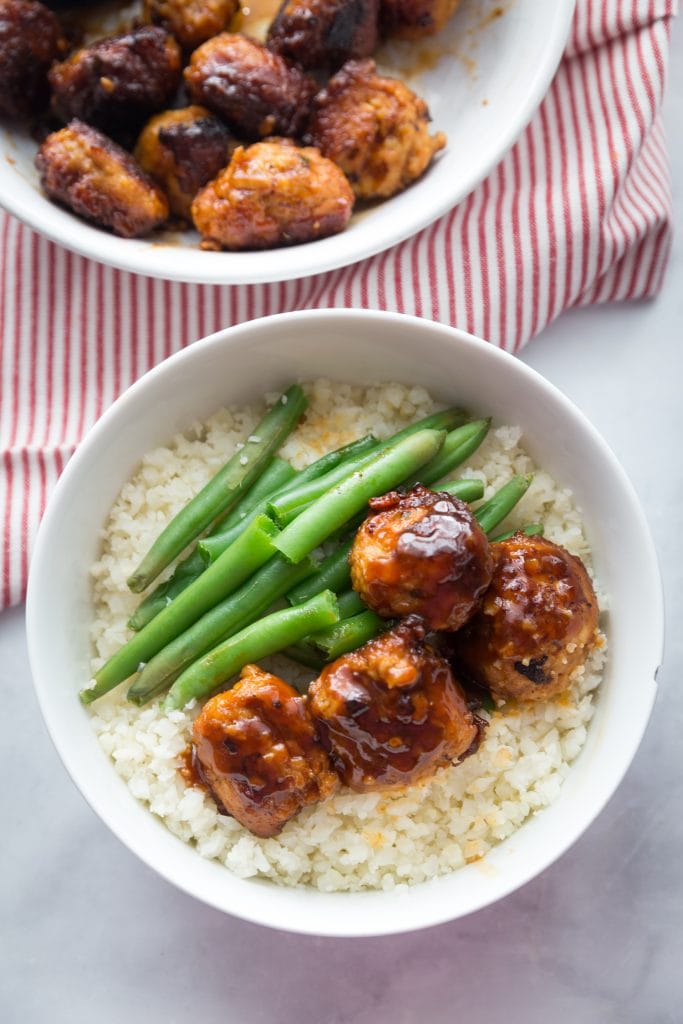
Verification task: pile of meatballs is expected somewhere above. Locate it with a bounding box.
[191,484,600,839]
[0,0,457,248]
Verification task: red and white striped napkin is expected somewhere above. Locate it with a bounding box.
[0,0,676,610]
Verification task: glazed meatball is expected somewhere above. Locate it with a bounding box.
[36,120,169,237]
[350,484,493,631]
[143,0,239,51]
[0,0,66,120]
[305,59,446,199]
[192,664,339,837]
[452,533,600,703]
[380,0,461,38]
[267,0,380,72]
[191,138,354,249]
[135,106,235,220]
[184,32,317,140]
[308,618,481,791]
[48,26,182,138]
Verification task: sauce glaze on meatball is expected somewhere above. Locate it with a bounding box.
[305,59,446,199]
[380,0,461,38]
[191,138,354,250]
[267,0,380,71]
[184,32,317,140]
[452,533,600,703]
[36,119,169,237]
[308,618,481,791]
[143,0,240,51]
[350,484,493,631]
[0,0,66,120]
[192,664,339,838]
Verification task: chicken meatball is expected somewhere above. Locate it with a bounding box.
[143,0,240,51]
[0,0,66,120]
[452,533,600,703]
[192,664,339,837]
[135,106,235,220]
[350,484,493,631]
[267,0,379,72]
[305,59,446,199]
[184,32,317,140]
[308,618,481,791]
[380,0,461,38]
[36,120,169,237]
[191,138,354,249]
[48,26,182,139]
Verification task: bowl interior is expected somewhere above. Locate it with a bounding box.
[26,310,661,935]
[0,0,575,283]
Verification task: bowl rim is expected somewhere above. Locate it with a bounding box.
[0,0,576,284]
[25,309,663,936]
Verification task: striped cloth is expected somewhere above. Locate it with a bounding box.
[0,0,676,610]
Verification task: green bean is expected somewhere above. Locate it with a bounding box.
[491,522,545,543]
[283,641,328,672]
[164,591,340,710]
[335,590,366,619]
[126,384,307,593]
[311,609,386,660]
[81,516,280,704]
[273,429,446,564]
[127,553,315,706]
[286,539,353,605]
[409,419,491,487]
[475,475,533,535]
[437,479,485,503]
[215,456,297,531]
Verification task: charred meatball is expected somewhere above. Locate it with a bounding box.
[350,484,493,631]
[0,0,66,120]
[135,106,235,220]
[267,0,380,72]
[308,618,481,791]
[48,26,182,139]
[36,120,169,237]
[452,533,600,703]
[184,32,317,140]
[306,59,446,199]
[191,138,354,249]
[380,0,461,38]
[143,0,240,51]
[192,664,339,837]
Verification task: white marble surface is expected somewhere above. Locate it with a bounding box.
[2,23,682,1024]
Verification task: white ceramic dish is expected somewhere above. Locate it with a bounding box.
[26,309,662,936]
[0,0,575,284]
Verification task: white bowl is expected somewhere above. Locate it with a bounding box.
[26,309,662,935]
[0,0,575,284]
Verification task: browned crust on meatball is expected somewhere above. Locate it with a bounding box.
[192,664,339,838]
[350,484,493,631]
[135,106,236,220]
[48,26,182,138]
[308,618,480,791]
[267,0,380,72]
[184,32,317,140]
[305,59,446,199]
[191,138,354,249]
[143,0,240,51]
[36,120,169,237]
[380,0,461,39]
[452,533,600,703]
[0,0,66,120]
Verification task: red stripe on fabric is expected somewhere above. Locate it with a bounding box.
[9,222,23,448]
[59,250,72,445]
[426,216,441,322]
[510,144,525,351]
[539,99,560,324]
[493,160,508,346]
[2,452,12,608]
[25,231,39,446]
[443,206,458,326]
[524,127,541,341]
[410,235,422,318]
[376,247,391,309]
[476,175,491,340]
[460,193,475,335]
[42,241,56,447]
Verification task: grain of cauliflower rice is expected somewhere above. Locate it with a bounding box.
[88,380,606,892]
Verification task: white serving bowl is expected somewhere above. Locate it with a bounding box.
[0,0,575,284]
[26,310,662,936]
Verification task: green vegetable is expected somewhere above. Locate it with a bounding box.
[81,515,280,704]
[126,384,307,593]
[273,428,446,564]
[437,479,485,503]
[475,475,533,535]
[164,591,340,710]
[409,419,491,487]
[283,641,328,671]
[286,539,354,605]
[491,522,544,543]
[127,553,315,706]
[310,609,386,661]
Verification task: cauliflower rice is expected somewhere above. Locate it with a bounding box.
[88,380,606,892]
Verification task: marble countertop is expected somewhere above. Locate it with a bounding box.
[2,22,681,1024]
